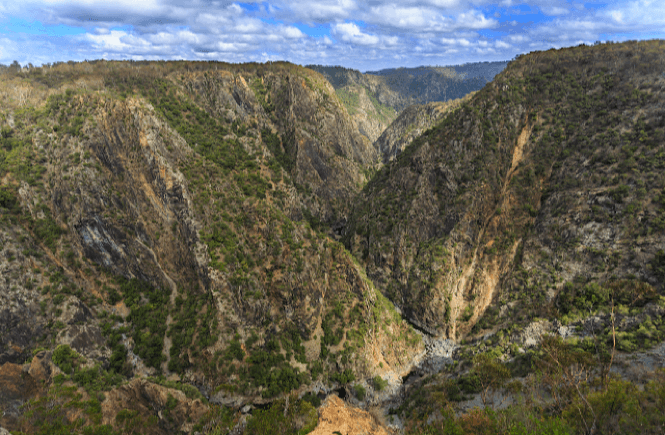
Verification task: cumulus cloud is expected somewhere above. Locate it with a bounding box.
[603,0,665,28]
[541,6,569,16]
[455,11,497,30]
[0,0,663,71]
[274,0,358,22]
[282,26,305,39]
[332,22,379,46]
[366,5,431,29]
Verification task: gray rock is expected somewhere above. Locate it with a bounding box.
[415,335,457,375]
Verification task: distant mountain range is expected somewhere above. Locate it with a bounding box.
[365,61,509,82]
[308,61,507,111]
[306,62,507,145]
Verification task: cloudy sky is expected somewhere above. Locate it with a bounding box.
[1,0,663,71]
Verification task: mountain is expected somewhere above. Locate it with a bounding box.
[345,40,665,339]
[309,62,506,112]
[365,61,508,84]
[442,60,509,82]
[0,60,421,434]
[306,63,506,145]
[374,96,473,164]
[343,40,665,433]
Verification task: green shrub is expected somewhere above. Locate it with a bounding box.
[354,384,366,400]
[373,375,388,392]
[114,277,170,371]
[301,392,321,408]
[108,343,128,375]
[243,397,317,435]
[330,369,355,385]
[0,187,17,211]
[52,344,81,374]
[30,213,63,251]
[225,340,244,361]
[72,365,123,395]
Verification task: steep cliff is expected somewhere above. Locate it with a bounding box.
[0,60,421,434]
[3,41,665,435]
[345,40,665,339]
[308,63,505,112]
[307,63,504,153]
[374,96,473,164]
[334,84,397,143]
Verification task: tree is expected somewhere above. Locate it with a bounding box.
[535,335,597,434]
[9,60,20,73]
[472,353,510,408]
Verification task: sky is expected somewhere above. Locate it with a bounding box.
[0,0,663,72]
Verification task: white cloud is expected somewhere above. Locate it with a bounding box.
[282,26,305,39]
[332,22,380,46]
[146,30,200,45]
[274,0,357,22]
[603,0,665,27]
[366,6,430,29]
[214,41,247,53]
[85,30,132,52]
[508,34,529,43]
[425,0,461,7]
[541,6,569,16]
[455,11,496,30]
[609,11,624,24]
[0,0,663,72]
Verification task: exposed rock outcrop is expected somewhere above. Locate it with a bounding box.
[374,97,472,164]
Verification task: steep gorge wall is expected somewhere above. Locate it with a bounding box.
[0,60,422,434]
[345,40,665,339]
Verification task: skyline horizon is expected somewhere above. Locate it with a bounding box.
[4,38,652,75]
[2,1,664,72]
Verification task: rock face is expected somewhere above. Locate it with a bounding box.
[345,40,665,338]
[0,362,46,428]
[336,83,397,143]
[308,63,506,112]
[374,97,472,164]
[182,63,377,223]
[101,379,209,434]
[309,395,389,435]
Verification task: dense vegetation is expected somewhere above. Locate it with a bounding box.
[399,337,665,435]
[345,39,665,336]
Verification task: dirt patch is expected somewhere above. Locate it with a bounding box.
[309,395,390,435]
[102,379,208,434]
[509,125,531,178]
[0,362,45,430]
[0,362,43,404]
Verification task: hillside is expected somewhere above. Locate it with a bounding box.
[345,40,665,339]
[0,60,422,435]
[343,39,665,433]
[308,63,506,112]
[306,63,505,145]
[374,96,473,164]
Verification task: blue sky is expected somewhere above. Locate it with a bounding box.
[1,1,663,71]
